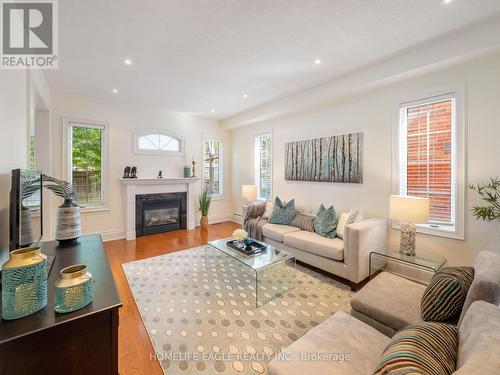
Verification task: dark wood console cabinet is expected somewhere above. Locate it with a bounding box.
[0,235,122,374]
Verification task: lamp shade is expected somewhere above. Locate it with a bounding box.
[390,195,430,224]
[241,185,257,201]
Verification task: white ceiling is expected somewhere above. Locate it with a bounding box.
[45,0,500,119]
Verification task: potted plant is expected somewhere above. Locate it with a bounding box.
[199,185,211,229]
[44,175,81,243]
[470,177,500,222]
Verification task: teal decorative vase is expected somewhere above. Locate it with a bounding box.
[1,247,48,320]
[55,264,94,314]
[183,165,192,177]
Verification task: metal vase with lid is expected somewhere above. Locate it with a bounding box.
[1,247,48,320]
[54,264,94,313]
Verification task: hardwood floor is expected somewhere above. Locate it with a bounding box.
[104,221,240,375]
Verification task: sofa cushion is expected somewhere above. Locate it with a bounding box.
[268,311,390,375]
[455,301,500,374]
[373,322,458,375]
[421,266,474,322]
[283,230,344,261]
[351,272,425,331]
[458,251,500,326]
[290,213,315,232]
[314,204,337,238]
[268,197,296,225]
[262,223,300,242]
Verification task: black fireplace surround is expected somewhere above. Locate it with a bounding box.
[135,192,187,237]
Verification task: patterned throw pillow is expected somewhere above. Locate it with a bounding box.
[262,201,274,220]
[291,213,315,232]
[421,266,474,322]
[314,204,337,238]
[373,322,458,375]
[268,197,296,225]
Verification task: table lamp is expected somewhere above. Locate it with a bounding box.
[242,185,257,203]
[390,195,430,256]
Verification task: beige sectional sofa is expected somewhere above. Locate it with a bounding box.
[268,300,500,375]
[261,216,387,290]
[350,250,500,337]
[269,250,500,375]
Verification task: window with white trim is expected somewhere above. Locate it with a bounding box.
[395,91,464,239]
[134,129,184,155]
[202,136,223,197]
[65,118,108,208]
[255,133,272,200]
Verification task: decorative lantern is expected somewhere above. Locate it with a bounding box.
[55,264,94,313]
[1,247,48,320]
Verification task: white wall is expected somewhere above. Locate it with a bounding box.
[0,71,28,261]
[50,91,232,240]
[230,52,500,266]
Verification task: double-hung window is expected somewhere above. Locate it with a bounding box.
[64,118,108,208]
[255,133,272,200]
[395,90,464,239]
[202,136,223,197]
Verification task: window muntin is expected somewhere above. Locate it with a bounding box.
[255,134,272,200]
[134,129,184,155]
[65,119,108,208]
[397,92,462,236]
[202,136,223,197]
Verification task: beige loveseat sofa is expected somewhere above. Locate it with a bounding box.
[261,215,387,290]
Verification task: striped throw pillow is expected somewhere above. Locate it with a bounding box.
[291,213,315,232]
[373,322,458,375]
[421,266,474,322]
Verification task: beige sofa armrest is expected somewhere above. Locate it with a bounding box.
[344,217,387,284]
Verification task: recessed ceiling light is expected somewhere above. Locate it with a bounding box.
[443,0,453,4]
[242,94,248,98]
[314,59,322,64]
[124,58,133,65]
[112,88,118,94]
[211,109,216,113]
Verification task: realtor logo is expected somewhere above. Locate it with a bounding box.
[1,0,58,69]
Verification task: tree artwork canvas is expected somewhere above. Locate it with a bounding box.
[284,132,363,183]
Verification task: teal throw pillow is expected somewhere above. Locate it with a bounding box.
[314,204,337,238]
[268,197,296,225]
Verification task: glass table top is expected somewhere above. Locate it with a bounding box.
[207,238,295,271]
[372,250,446,270]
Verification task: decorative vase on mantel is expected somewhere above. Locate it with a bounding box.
[55,198,81,243]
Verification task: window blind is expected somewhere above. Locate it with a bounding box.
[255,134,272,200]
[400,97,455,226]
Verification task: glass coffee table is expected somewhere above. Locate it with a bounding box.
[205,238,296,307]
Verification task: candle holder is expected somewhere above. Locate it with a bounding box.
[55,264,94,314]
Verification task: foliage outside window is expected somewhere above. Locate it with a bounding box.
[255,134,272,200]
[202,136,223,197]
[65,119,107,207]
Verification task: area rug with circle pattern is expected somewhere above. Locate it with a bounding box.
[122,245,353,374]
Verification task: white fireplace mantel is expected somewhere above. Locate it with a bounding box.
[120,177,200,240]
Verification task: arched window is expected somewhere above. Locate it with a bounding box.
[134,129,185,155]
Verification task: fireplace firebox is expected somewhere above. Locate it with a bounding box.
[135,193,187,236]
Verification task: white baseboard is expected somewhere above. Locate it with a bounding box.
[194,212,233,226]
[85,228,126,242]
